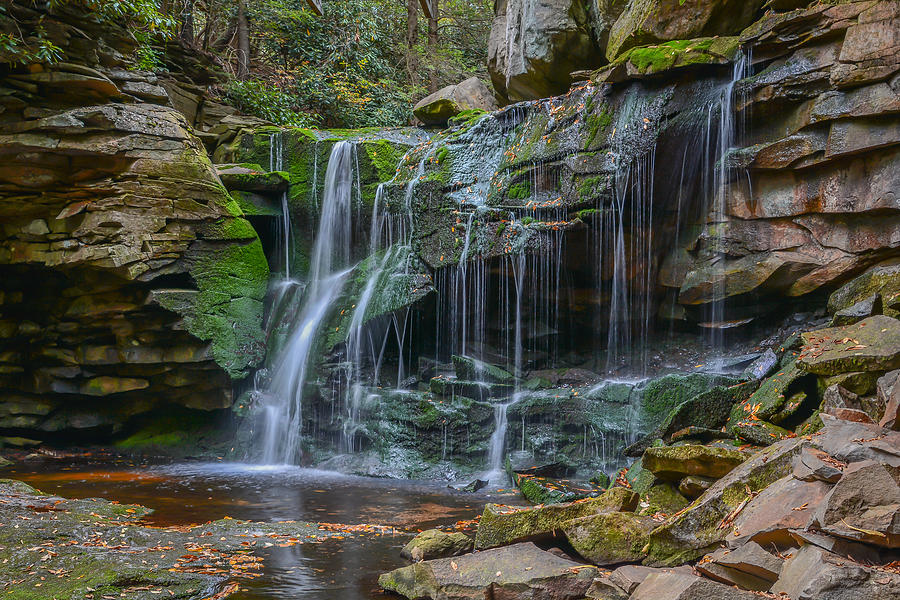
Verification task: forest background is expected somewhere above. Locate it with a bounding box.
[1,0,494,127]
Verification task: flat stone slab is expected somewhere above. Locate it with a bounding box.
[630,571,761,600]
[725,475,832,548]
[378,542,599,600]
[798,315,900,375]
[608,565,693,594]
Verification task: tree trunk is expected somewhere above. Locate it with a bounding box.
[201,0,216,52]
[179,0,195,44]
[236,0,250,80]
[407,0,419,85]
[427,0,439,92]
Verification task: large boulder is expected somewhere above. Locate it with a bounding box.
[413,77,497,127]
[488,0,603,103]
[377,542,600,600]
[606,0,767,61]
[475,487,638,549]
[797,315,900,376]
[563,512,657,565]
[809,459,900,548]
[401,529,474,562]
[772,544,900,600]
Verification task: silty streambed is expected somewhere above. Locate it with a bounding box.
[1,459,513,599]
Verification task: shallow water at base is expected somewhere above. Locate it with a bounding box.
[1,459,497,600]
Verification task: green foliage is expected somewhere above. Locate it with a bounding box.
[239,0,492,128]
[223,79,320,127]
[0,0,175,65]
[508,182,531,200]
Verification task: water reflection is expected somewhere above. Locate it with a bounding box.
[1,460,497,600]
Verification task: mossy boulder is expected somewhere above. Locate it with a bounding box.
[401,529,474,562]
[820,371,880,397]
[645,438,806,566]
[452,355,515,383]
[643,445,749,481]
[726,359,815,436]
[624,457,657,495]
[797,315,900,376]
[629,380,757,456]
[514,474,594,504]
[475,487,638,550]
[828,258,900,319]
[729,418,795,446]
[639,483,689,517]
[640,373,739,429]
[563,512,657,566]
[412,77,497,126]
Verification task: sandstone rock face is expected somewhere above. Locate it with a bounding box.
[670,1,900,311]
[488,0,603,103]
[0,6,268,437]
[606,0,766,61]
[413,77,498,126]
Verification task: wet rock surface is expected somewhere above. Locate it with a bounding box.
[379,542,600,600]
[401,528,474,561]
[0,479,339,600]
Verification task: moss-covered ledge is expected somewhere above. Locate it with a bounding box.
[593,37,741,84]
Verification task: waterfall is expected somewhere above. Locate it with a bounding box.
[704,53,751,357]
[259,141,357,465]
[269,132,292,279]
[337,143,421,453]
[485,392,523,483]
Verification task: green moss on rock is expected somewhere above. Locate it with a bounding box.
[161,238,269,379]
[563,512,656,565]
[475,487,638,549]
[643,444,748,481]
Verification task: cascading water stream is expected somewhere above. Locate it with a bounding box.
[260,141,357,465]
[704,52,751,359]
